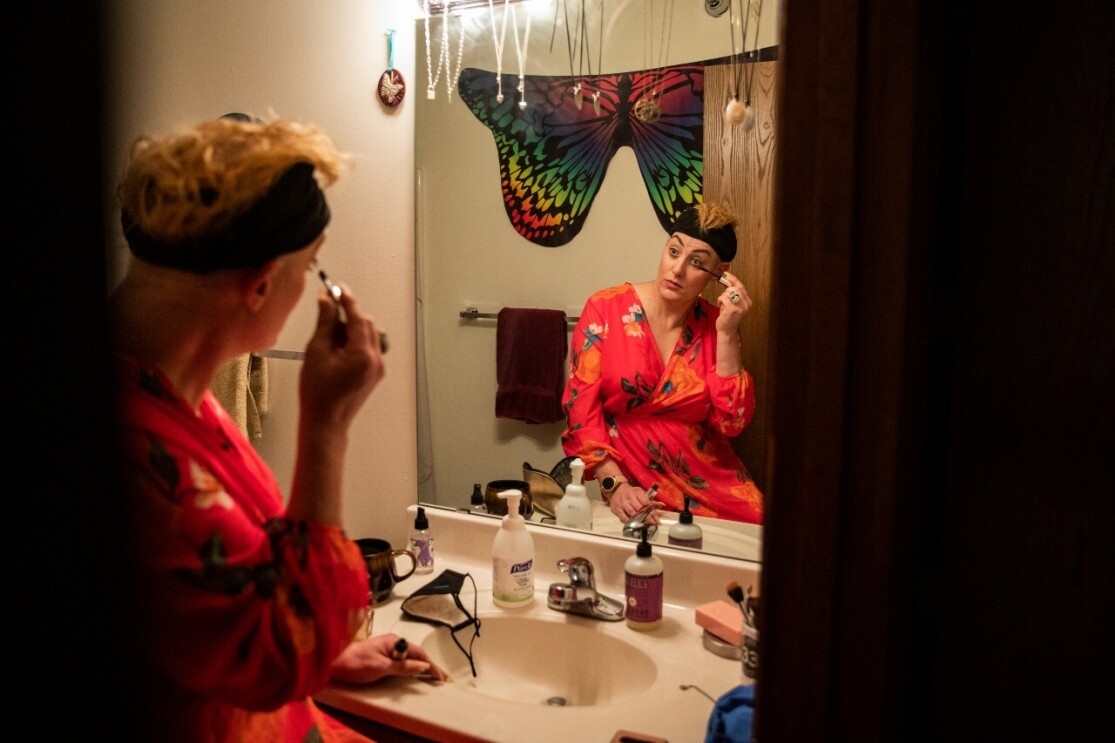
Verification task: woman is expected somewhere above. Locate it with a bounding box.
[561,202,764,526]
[112,116,447,743]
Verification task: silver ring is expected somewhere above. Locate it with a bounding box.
[729,292,741,305]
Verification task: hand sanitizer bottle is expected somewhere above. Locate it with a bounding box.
[555,457,593,530]
[492,489,535,608]
[409,506,434,574]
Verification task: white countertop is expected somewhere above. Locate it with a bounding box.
[316,506,760,743]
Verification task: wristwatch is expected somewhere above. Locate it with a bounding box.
[599,475,628,497]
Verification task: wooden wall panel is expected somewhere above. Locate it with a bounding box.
[703,59,779,496]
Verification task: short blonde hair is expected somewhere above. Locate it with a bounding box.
[118,117,347,248]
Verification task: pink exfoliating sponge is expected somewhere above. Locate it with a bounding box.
[695,599,743,646]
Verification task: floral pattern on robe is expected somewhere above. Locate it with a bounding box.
[561,284,763,523]
[116,356,372,743]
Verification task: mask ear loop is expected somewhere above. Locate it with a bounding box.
[446,572,482,677]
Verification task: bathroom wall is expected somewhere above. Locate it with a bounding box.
[105,0,422,546]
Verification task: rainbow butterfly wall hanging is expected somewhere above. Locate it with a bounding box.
[457,63,705,247]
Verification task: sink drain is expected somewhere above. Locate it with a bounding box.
[546,696,569,706]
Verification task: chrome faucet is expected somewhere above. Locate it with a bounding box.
[622,504,658,540]
[547,557,624,621]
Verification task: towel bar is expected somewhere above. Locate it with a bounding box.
[459,306,579,325]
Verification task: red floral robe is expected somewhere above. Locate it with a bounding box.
[115,356,372,742]
[561,283,764,523]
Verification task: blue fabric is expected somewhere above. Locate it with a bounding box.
[705,684,756,743]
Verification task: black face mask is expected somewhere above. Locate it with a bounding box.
[400,569,482,677]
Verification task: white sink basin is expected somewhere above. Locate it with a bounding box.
[413,612,657,706]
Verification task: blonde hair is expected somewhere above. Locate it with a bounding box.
[117,117,347,246]
[693,202,738,233]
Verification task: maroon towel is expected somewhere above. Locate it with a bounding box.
[496,307,568,424]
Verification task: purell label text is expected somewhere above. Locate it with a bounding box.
[510,560,533,574]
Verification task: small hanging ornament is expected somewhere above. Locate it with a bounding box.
[725,0,765,127]
[378,29,406,107]
[725,95,746,124]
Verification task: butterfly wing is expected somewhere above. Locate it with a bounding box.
[458,67,621,247]
[625,65,706,232]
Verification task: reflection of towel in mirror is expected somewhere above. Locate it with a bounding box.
[211,353,270,439]
[495,307,568,424]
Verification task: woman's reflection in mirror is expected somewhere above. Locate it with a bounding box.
[560,202,764,528]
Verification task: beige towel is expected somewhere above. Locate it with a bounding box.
[211,353,270,439]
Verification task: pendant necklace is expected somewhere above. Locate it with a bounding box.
[561,0,584,109]
[446,10,465,101]
[635,0,673,123]
[425,0,450,100]
[488,0,511,103]
[725,0,764,129]
[510,2,532,110]
[583,0,604,115]
[559,0,600,113]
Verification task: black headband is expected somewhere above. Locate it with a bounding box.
[122,161,330,274]
[670,206,737,262]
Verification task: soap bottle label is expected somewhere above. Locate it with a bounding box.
[624,571,663,623]
[493,557,534,603]
[667,533,703,549]
[411,536,434,573]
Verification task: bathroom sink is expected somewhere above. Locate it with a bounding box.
[410,613,657,706]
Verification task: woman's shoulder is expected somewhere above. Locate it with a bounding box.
[586,282,636,304]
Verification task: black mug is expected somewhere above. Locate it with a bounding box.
[355,537,417,604]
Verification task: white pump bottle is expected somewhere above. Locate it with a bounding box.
[555,457,593,531]
[492,489,535,608]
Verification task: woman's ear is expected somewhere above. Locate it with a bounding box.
[241,259,283,312]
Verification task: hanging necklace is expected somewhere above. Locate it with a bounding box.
[446,10,466,101]
[635,0,673,123]
[564,0,584,109]
[592,0,603,115]
[725,0,764,129]
[488,0,511,103]
[510,2,532,110]
[580,0,604,115]
[425,0,450,100]
[559,0,594,111]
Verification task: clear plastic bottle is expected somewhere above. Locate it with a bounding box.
[555,457,593,530]
[625,525,664,630]
[492,489,535,608]
[409,506,435,574]
[667,496,703,549]
[468,482,488,514]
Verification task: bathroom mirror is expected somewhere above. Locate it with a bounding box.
[415,0,779,562]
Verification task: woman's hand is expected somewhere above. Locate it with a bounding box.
[608,483,661,526]
[299,287,387,433]
[330,633,452,685]
[714,271,752,333]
